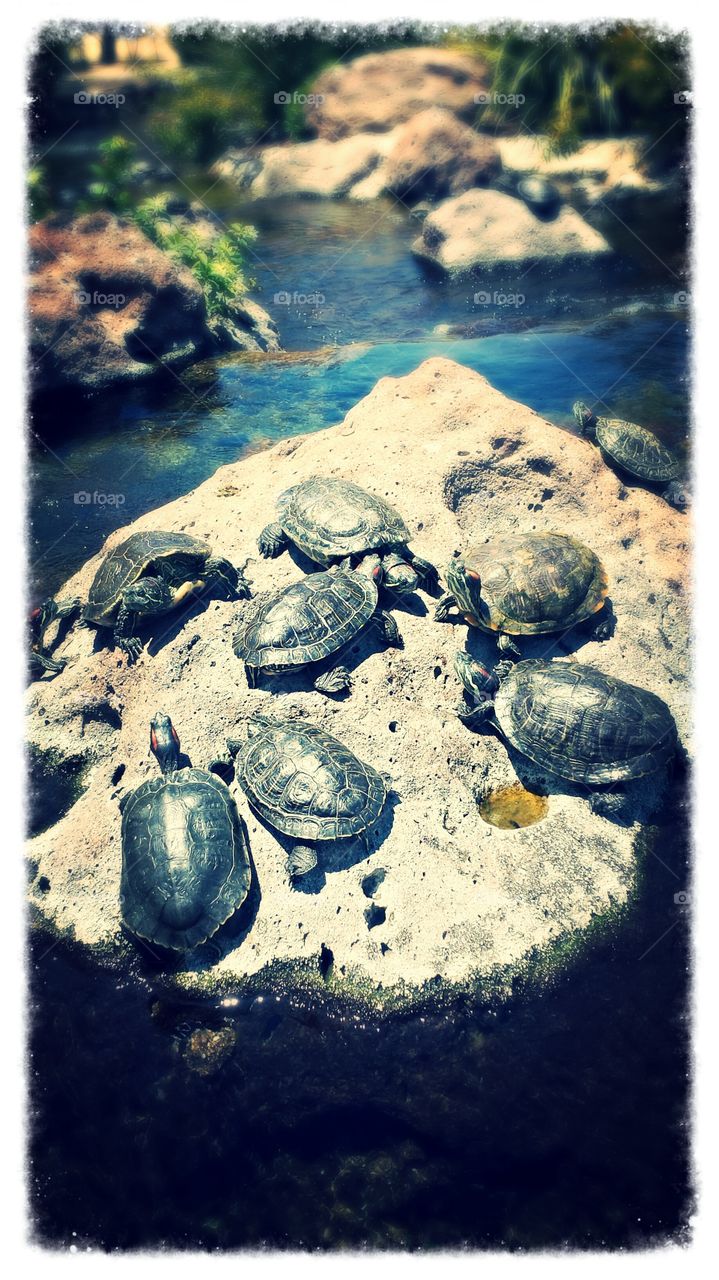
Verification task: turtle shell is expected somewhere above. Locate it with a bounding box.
[233,569,377,670]
[595,418,679,482]
[236,714,386,842]
[494,659,677,785]
[85,531,210,623]
[276,477,410,565]
[120,768,251,950]
[459,533,608,635]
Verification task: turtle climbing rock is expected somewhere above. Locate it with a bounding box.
[435,531,613,656]
[258,476,437,594]
[229,712,390,881]
[82,530,251,662]
[453,653,677,817]
[233,564,401,695]
[120,714,251,951]
[572,401,686,508]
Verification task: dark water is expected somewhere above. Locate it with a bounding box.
[29,186,692,1248]
[30,776,691,1250]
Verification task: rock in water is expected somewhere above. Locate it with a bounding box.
[26,359,689,1008]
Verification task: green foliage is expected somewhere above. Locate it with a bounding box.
[27,165,51,222]
[134,193,257,315]
[447,24,689,163]
[79,134,136,214]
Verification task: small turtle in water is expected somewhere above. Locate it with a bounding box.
[29,596,80,679]
[572,401,687,508]
[435,532,613,656]
[516,174,562,218]
[82,530,251,662]
[120,714,251,951]
[453,653,677,817]
[229,712,390,881]
[233,564,401,695]
[258,476,437,594]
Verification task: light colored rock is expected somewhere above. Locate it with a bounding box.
[212,134,392,200]
[306,47,491,139]
[412,188,612,275]
[27,359,690,1007]
[497,135,666,205]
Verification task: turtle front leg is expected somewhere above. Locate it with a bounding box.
[113,577,173,662]
[592,599,616,642]
[589,789,628,821]
[456,698,494,728]
[497,633,522,658]
[408,552,439,593]
[434,592,460,623]
[29,649,66,680]
[287,843,318,882]
[113,602,143,664]
[314,665,352,695]
[204,556,252,601]
[257,523,288,558]
[374,610,403,649]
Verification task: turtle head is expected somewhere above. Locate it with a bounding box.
[150,712,181,774]
[445,556,482,615]
[454,652,498,704]
[380,553,418,595]
[573,401,597,436]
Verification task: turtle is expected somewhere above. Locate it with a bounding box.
[257,476,437,594]
[228,712,390,881]
[572,401,687,508]
[120,713,252,951]
[82,530,251,662]
[453,652,677,817]
[29,596,80,679]
[233,564,401,695]
[516,174,562,218]
[434,532,613,656]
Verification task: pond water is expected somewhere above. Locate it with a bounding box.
[29,187,692,1248]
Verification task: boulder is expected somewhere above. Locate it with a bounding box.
[306,47,492,139]
[497,135,670,210]
[412,188,612,275]
[27,359,689,1009]
[212,134,391,200]
[29,212,279,397]
[378,107,501,203]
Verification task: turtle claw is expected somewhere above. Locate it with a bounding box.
[287,844,318,881]
[434,592,459,623]
[119,636,143,664]
[663,481,689,511]
[257,523,287,558]
[494,660,515,682]
[498,633,522,658]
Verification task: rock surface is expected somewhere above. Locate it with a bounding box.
[306,47,491,139]
[213,133,392,200]
[27,359,690,1007]
[379,107,501,202]
[29,212,279,397]
[412,188,612,275]
[497,135,665,207]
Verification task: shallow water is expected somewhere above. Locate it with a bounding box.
[29,186,692,1248]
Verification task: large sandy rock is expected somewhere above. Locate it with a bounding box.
[213,134,391,200]
[379,107,501,202]
[29,212,279,397]
[413,188,612,275]
[306,47,491,139]
[27,359,690,1008]
[497,135,663,202]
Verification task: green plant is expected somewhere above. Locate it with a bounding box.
[80,134,137,214]
[134,193,257,315]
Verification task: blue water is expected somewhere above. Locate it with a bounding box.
[30,316,688,600]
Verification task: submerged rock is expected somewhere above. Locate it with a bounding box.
[29,212,279,398]
[26,359,690,1007]
[305,47,492,139]
[413,188,612,275]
